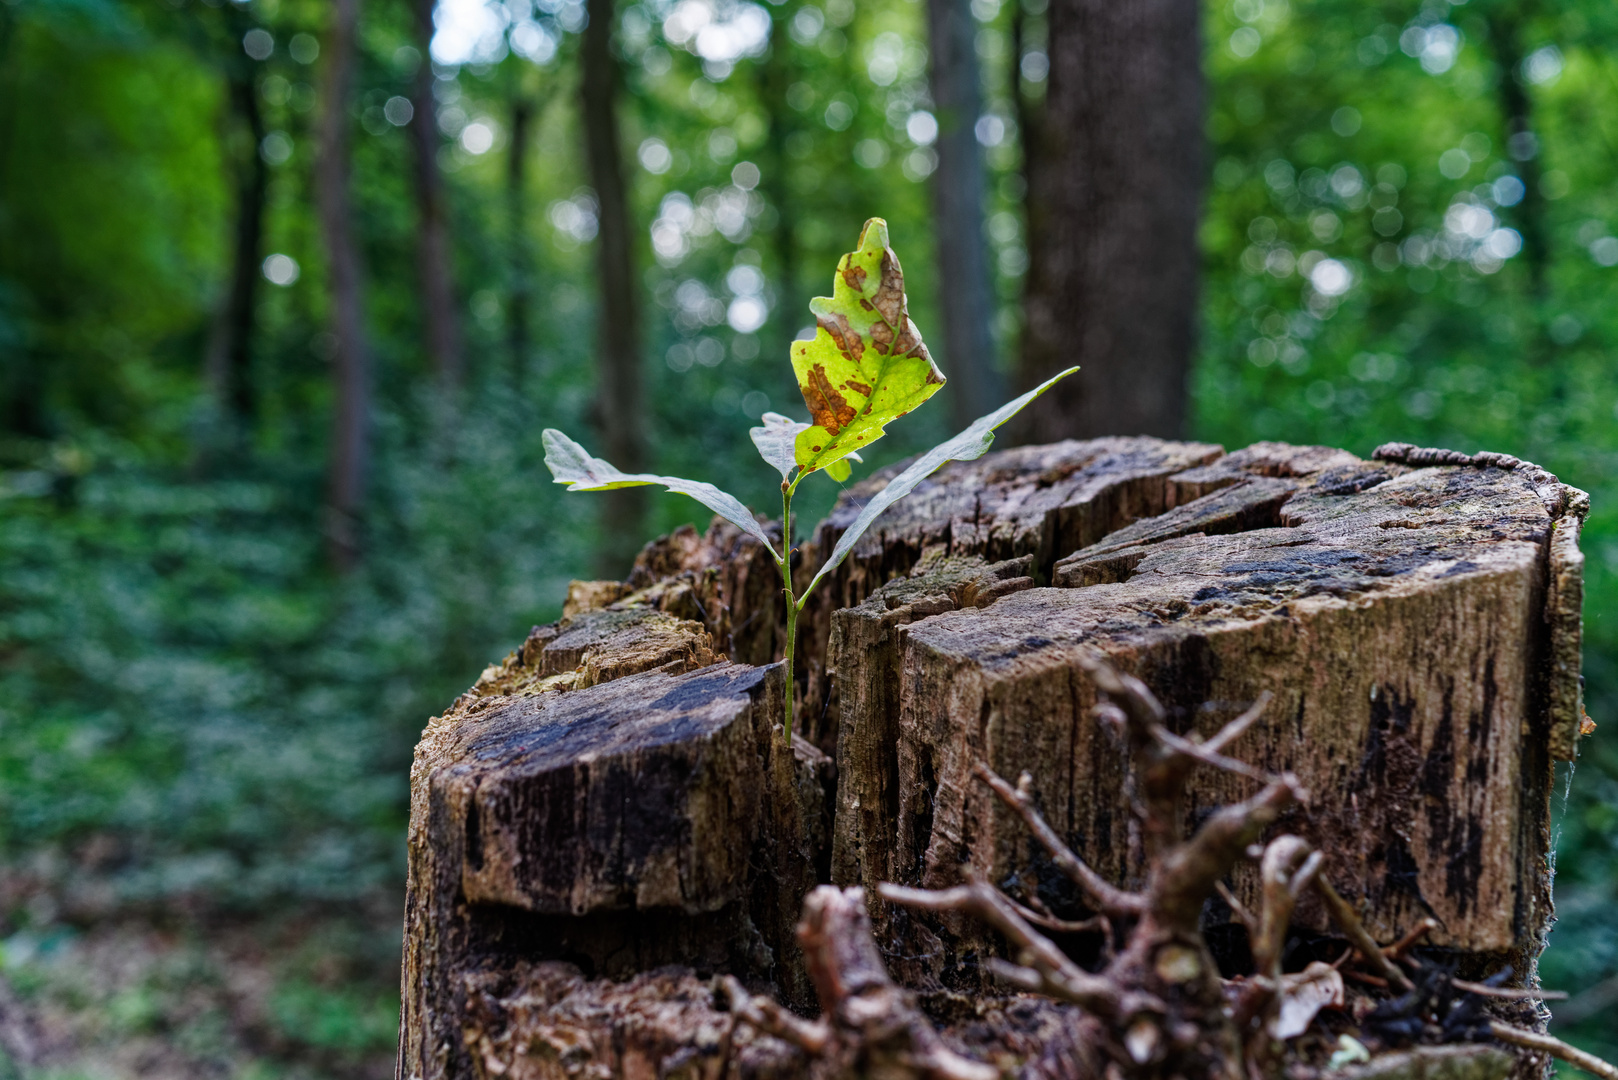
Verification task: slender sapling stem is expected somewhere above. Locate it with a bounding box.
[780,477,798,740]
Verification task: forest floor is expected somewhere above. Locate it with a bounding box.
[0,857,398,1080]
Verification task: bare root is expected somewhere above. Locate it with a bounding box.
[726,655,1602,1080]
[724,885,997,1080]
[973,763,1146,918]
[1489,1021,1618,1080]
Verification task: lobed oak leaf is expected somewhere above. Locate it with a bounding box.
[791,218,946,476]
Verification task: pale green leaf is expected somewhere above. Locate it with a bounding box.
[750,412,810,479]
[791,218,946,475]
[801,367,1079,597]
[543,428,780,559]
[824,450,862,483]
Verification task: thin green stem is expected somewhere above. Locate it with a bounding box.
[780,478,797,741]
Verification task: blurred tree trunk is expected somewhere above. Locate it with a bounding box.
[202,65,267,442]
[507,89,534,386]
[756,24,802,375]
[409,0,464,405]
[0,0,41,439]
[926,0,1003,425]
[1013,0,1201,442]
[1482,3,1549,304]
[316,0,372,570]
[580,0,647,575]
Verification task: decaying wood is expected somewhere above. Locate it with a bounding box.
[796,436,1225,749]
[836,439,1584,994]
[399,437,1591,1080]
[400,625,829,1078]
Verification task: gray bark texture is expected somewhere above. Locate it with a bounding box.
[398,438,1588,1080]
[1014,0,1202,442]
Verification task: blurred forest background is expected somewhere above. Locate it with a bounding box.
[1,0,1615,1073]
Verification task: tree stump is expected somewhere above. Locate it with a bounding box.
[398,438,1588,1080]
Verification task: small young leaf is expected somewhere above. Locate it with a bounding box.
[801,367,1079,597]
[825,456,853,483]
[791,218,946,476]
[750,412,811,479]
[543,429,780,559]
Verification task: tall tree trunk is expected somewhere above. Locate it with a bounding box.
[755,24,801,375]
[410,0,464,403]
[1484,4,1549,305]
[202,66,268,442]
[926,0,1003,425]
[316,0,372,570]
[580,0,647,575]
[0,6,46,441]
[507,91,533,386]
[1014,0,1201,442]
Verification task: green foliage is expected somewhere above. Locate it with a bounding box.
[0,0,1614,1071]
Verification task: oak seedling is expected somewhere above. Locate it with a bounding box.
[544,217,1076,741]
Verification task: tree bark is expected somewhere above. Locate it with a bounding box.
[755,26,802,371]
[410,0,464,402]
[507,88,534,386]
[202,63,267,442]
[399,438,1588,1080]
[580,0,648,576]
[315,0,371,570]
[1014,0,1202,442]
[926,0,1004,426]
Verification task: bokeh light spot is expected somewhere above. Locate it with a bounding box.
[262,254,299,286]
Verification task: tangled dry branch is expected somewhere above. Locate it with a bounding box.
[722,655,1617,1080]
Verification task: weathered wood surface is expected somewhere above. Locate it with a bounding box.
[399,437,1588,1080]
[795,436,1226,748]
[400,618,831,1078]
[831,440,1587,998]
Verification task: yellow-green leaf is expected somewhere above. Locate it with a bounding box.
[791,218,945,475]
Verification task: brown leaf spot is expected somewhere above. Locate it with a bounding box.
[870,319,894,351]
[818,313,864,363]
[844,379,872,396]
[873,250,906,327]
[891,316,921,357]
[802,364,858,435]
[841,264,868,292]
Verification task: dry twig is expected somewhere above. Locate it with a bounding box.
[1489,1021,1618,1079]
[973,763,1146,916]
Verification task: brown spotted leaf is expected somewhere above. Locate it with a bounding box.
[791,218,945,474]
